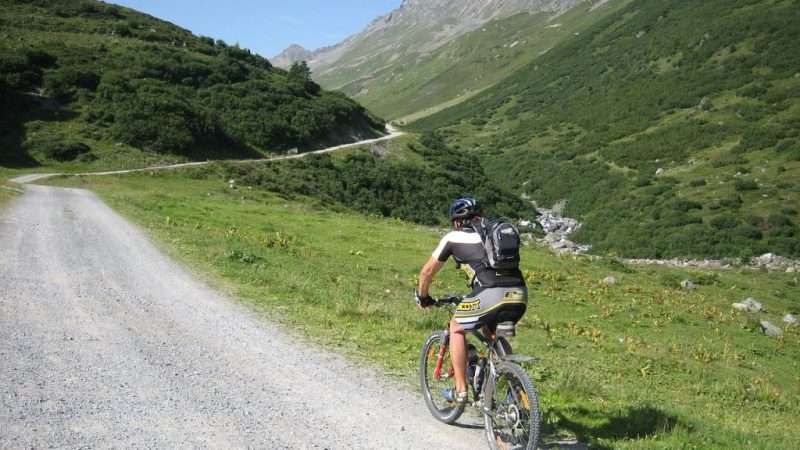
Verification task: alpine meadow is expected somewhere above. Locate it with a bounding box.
[2,0,799,448]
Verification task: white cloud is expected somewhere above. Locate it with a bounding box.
[273,14,302,25]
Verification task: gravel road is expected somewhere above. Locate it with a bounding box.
[0,184,483,448]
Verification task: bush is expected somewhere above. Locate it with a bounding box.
[710,214,739,229]
[734,179,759,191]
[39,140,91,161]
[688,178,706,187]
[718,195,743,208]
[669,199,703,211]
[766,214,792,228]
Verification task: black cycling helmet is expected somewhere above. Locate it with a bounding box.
[448,197,481,222]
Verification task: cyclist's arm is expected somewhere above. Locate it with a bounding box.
[418,257,445,297]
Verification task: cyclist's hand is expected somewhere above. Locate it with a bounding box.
[415,289,435,308]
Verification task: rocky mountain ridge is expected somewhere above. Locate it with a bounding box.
[271,0,585,77]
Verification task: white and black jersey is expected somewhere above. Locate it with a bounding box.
[431,228,526,289]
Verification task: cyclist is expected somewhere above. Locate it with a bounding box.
[415,197,528,404]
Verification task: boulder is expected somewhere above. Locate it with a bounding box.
[732,297,762,312]
[602,276,617,285]
[760,321,783,337]
[680,279,695,290]
[783,314,798,326]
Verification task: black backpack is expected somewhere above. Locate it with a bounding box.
[472,218,521,270]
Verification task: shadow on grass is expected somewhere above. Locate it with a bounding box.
[0,91,41,169]
[545,405,680,449]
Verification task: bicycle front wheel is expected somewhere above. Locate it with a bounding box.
[419,330,465,424]
[484,362,540,450]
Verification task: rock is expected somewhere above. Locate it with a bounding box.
[783,314,798,326]
[680,279,694,290]
[532,203,590,255]
[760,321,783,336]
[655,168,665,176]
[732,297,762,312]
[602,276,617,285]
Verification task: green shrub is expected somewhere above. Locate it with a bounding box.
[710,214,739,230]
[734,179,759,191]
[38,140,91,161]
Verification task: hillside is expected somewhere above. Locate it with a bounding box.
[0,0,384,170]
[273,0,599,120]
[411,0,800,260]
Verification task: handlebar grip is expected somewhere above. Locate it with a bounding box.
[434,296,461,306]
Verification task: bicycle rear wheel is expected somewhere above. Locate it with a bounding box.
[484,362,540,450]
[419,330,465,424]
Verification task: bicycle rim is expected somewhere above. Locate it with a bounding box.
[484,362,540,450]
[419,331,465,424]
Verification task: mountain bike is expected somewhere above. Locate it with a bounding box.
[419,296,540,450]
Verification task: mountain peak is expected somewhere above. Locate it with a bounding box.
[271,44,313,69]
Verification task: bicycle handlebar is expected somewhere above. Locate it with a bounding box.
[432,295,462,307]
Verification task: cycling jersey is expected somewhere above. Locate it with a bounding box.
[431,228,526,289]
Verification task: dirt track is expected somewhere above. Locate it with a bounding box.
[0,184,483,448]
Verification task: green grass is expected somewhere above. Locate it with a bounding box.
[44,171,800,449]
[0,180,23,208]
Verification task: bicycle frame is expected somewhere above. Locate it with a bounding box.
[431,325,514,402]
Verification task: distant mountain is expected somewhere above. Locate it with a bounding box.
[0,0,383,169]
[412,0,800,259]
[272,0,591,118]
[271,44,313,69]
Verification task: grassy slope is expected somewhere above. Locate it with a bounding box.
[44,163,799,449]
[319,1,632,121]
[0,0,382,171]
[410,0,800,259]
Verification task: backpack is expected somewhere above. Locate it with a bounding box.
[472,218,521,270]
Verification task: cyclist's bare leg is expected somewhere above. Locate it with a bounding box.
[449,318,468,394]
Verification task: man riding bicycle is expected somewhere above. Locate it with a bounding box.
[415,197,528,404]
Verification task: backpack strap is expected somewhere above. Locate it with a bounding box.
[466,218,492,281]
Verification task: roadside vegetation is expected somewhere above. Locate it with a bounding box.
[0,180,22,208]
[176,134,532,225]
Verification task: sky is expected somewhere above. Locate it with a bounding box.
[108,0,402,59]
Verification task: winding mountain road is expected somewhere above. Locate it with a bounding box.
[0,130,489,448]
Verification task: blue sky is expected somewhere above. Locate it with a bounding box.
[109,0,402,58]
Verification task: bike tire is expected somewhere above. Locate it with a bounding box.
[484,362,540,450]
[419,330,466,424]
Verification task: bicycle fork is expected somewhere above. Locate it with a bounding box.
[433,331,451,380]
